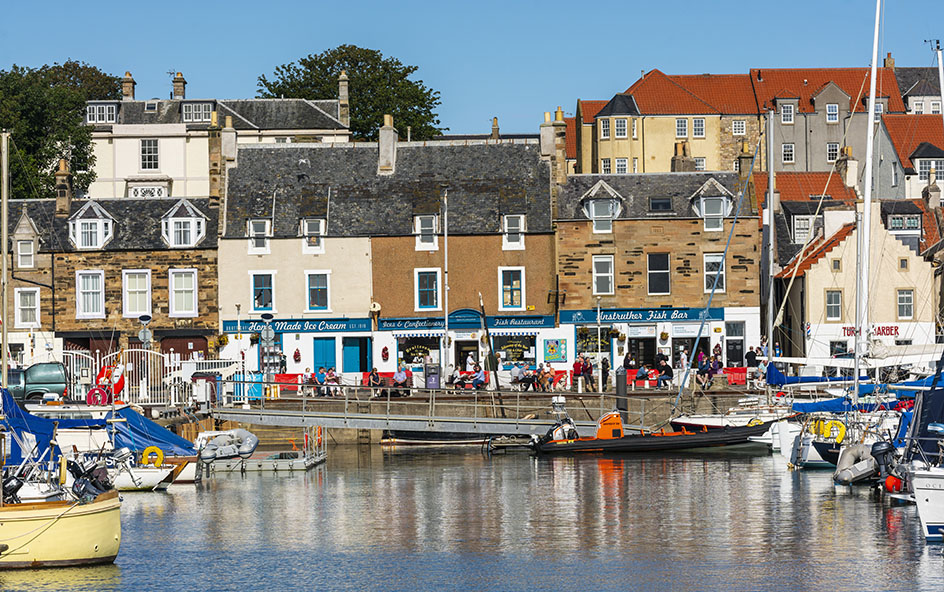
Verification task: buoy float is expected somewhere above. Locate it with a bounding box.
[885,475,903,493]
[824,420,846,444]
[86,386,111,406]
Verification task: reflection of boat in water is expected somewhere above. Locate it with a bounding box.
[381,430,490,446]
[532,411,772,454]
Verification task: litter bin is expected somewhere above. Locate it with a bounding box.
[614,367,628,424]
[425,364,441,389]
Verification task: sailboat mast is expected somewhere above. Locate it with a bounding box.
[766,110,775,406]
[936,43,944,138]
[1,131,9,390]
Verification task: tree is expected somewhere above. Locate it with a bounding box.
[257,45,444,141]
[0,61,120,199]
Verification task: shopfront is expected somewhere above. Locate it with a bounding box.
[487,315,555,369]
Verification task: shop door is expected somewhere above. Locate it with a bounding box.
[312,337,336,371]
[674,338,696,368]
[626,338,657,368]
[725,322,745,366]
[342,337,371,373]
[456,340,479,370]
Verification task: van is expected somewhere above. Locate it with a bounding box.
[6,362,70,401]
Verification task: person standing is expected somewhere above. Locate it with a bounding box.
[465,351,476,372]
[679,348,689,372]
[582,356,596,392]
[601,356,610,392]
[745,347,758,368]
[623,351,634,370]
[572,355,584,391]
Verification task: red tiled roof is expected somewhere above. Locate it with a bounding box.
[908,198,942,252]
[883,114,944,170]
[661,73,759,114]
[750,67,905,113]
[753,172,858,207]
[564,117,576,160]
[578,100,608,124]
[624,69,721,115]
[776,223,856,278]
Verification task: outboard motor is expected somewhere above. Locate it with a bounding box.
[72,477,107,500]
[871,441,898,479]
[2,473,24,504]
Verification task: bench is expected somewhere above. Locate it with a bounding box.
[360,371,413,397]
[450,370,489,389]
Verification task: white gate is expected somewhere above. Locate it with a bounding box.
[101,349,176,407]
[61,350,97,402]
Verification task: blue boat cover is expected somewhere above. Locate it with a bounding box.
[766,364,867,387]
[853,376,935,397]
[791,396,898,413]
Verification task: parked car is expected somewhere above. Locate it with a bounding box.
[6,362,70,401]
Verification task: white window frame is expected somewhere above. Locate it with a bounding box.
[250,270,277,313]
[305,270,332,312]
[914,101,925,114]
[614,118,627,138]
[647,253,670,296]
[182,102,212,123]
[782,143,795,164]
[162,217,205,248]
[16,240,34,268]
[600,158,611,174]
[301,218,326,254]
[692,118,705,138]
[248,219,271,254]
[873,101,884,122]
[592,255,614,295]
[169,269,198,318]
[599,119,610,139]
[76,270,105,320]
[675,118,688,138]
[918,159,944,181]
[826,290,842,321]
[931,101,941,115]
[140,138,159,171]
[781,104,794,124]
[701,196,725,232]
[632,119,637,139]
[590,199,615,234]
[502,214,525,251]
[826,142,840,163]
[86,103,117,124]
[898,289,914,320]
[414,214,439,251]
[694,157,706,171]
[703,253,725,293]
[826,103,839,123]
[793,215,816,243]
[122,269,151,318]
[414,268,442,312]
[615,158,628,174]
[632,157,638,173]
[497,266,526,311]
[14,287,40,329]
[69,218,112,250]
[732,120,746,136]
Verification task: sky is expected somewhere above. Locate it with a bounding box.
[3,0,944,134]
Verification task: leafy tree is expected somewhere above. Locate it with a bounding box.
[0,61,119,199]
[257,45,444,141]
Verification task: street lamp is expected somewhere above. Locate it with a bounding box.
[138,315,153,350]
[441,185,449,379]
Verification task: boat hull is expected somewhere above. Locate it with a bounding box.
[0,491,121,569]
[381,430,491,446]
[211,451,326,472]
[913,467,944,541]
[535,421,774,454]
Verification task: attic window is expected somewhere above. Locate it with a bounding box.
[649,198,672,212]
[414,215,439,251]
[889,215,920,231]
[699,196,726,232]
[588,199,618,233]
[248,219,271,254]
[86,104,117,124]
[502,215,525,250]
[145,101,158,112]
[182,103,212,123]
[302,218,325,253]
[162,217,205,248]
[69,219,112,250]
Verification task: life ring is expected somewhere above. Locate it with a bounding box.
[86,386,111,406]
[141,446,164,467]
[747,418,763,427]
[824,420,846,444]
[316,426,323,447]
[95,364,125,394]
[811,419,825,436]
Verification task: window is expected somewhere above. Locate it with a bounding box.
[632,119,637,139]
[782,143,795,164]
[589,199,616,233]
[890,215,921,230]
[615,158,628,174]
[161,217,205,248]
[649,197,672,211]
[251,273,274,312]
[592,255,614,295]
[307,272,330,311]
[918,160,944,181]
[905,215,920,230]
[140,139,159,170]
[302,218,325,253]
[793,215,815,243]
[932,102,941,115]
[897,289,914,320]
[86,104,117,124]
[414,215,438,250]
[781,104,794,124]
[703,253,725,292]
[831,259,841,272]
[647,253,670,295]
[600,119,610,139]
[600,158,611,174]
[732,120,746,135]
[733,159,739,172]
[274,137,290,144]
[76,270,105,319]
[248,219,270,254]
[914,101,925,114]
[499,267,525,310]
[701,196,725,231]
[694,157,706,171]
[72,219,112,250]
[122,270,151,318]
[873,102,884,122]
[826,103,839,123]
[144,101,158,112]
[169,269,197,317]
[826,290,842,321]
[676,118,688,138]
[900,258,909,270]
[693,118,705,138]
[17,240,34,268]
[414,269,441,310]
[892,164,899,187]
[14,288,40,328]
[632,157,638,173]
[182,103,212,122]
[615,119,627,138]
[502,214,525,250]
[826,143,839,163]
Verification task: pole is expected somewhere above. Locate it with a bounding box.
[442,187,449,379]
[596,297,602,393]
[936,43,944,137]
[765,112,774,405]
[1,131,9,390]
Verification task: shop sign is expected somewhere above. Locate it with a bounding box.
[544,339,567,362]
[560,308,724,325]
[672,324,702,338]
[843,325,899,337]
[223,318,370,334]
[379,308,484,331]
[627,325,657,338]
[487,315,555,329]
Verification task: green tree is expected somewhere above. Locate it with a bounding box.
[257,45,444,141]
[0,61,119,199]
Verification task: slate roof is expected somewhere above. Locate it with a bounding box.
[556,172,743,220]
[750,67,905,113]
[883,114,944,172]
[595,94,640,117]
[223,142,551,238]
[88,98,345,131]
[7,198,218,252]
[896,67,941,98]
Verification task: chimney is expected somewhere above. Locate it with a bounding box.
[491,117,500,140]
[338,70,350,128]
[377,114,397,175]
[737,140,753,183]
[208,111,222,207]
[883,52,895,70]
[121,71,135,101]
[834,146,858,189]
[54,159,72,218]
[172,72,186,100]
[924,165,941,209]
[539,111,554,156]
[670,142,695,172]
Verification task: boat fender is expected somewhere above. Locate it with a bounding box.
[142,446,164,467]
[885,475,903,493]
[824,420,846,444]
[316,426,323,447]
[59,455,68,485]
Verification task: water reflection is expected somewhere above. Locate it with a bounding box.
[2,447,943,591]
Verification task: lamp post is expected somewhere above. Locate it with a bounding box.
[596,297,602,393]
[441,186,449,379]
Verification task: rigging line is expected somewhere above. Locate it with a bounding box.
[672,137,762,409]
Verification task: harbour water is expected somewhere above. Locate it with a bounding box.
[3,445,943,592]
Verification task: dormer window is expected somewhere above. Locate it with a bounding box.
[68,202,115,250]
[414,215,439,250]
[793,215,816,243]
[161,200,207,248]
[588,199,617,233]
[699,196,726,231]
[502,215,525,250]
[781,104,794,124]
[248,219,271,254]
[182,103,213,122]
[918,160,944,181]
[889,215,920,231]
[86,103,117,123]
[17,240,34,268]
[301,218,325,254]
[145,101,158,112]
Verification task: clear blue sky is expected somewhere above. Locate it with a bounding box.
[3,0,943,134]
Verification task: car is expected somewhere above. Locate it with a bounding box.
[6,362,70,402]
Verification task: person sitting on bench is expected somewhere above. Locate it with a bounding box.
[471,364,486,390]
[368,367,384,398]
[392,364,410,396]
[635,364,649,384]
[656,360,674,389]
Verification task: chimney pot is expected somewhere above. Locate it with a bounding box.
[121,71,136,101]
[172,72,187,100]
[555,106,564,122]
[544,112,551,123]
[491,117,500,140]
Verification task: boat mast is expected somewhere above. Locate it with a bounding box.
[855,0,882,406]
[766,110,774,406]
[1,131,9,392]
[936,41,944,137]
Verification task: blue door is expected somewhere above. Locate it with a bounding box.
[342,337,371,373]
[312,337,336,371]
